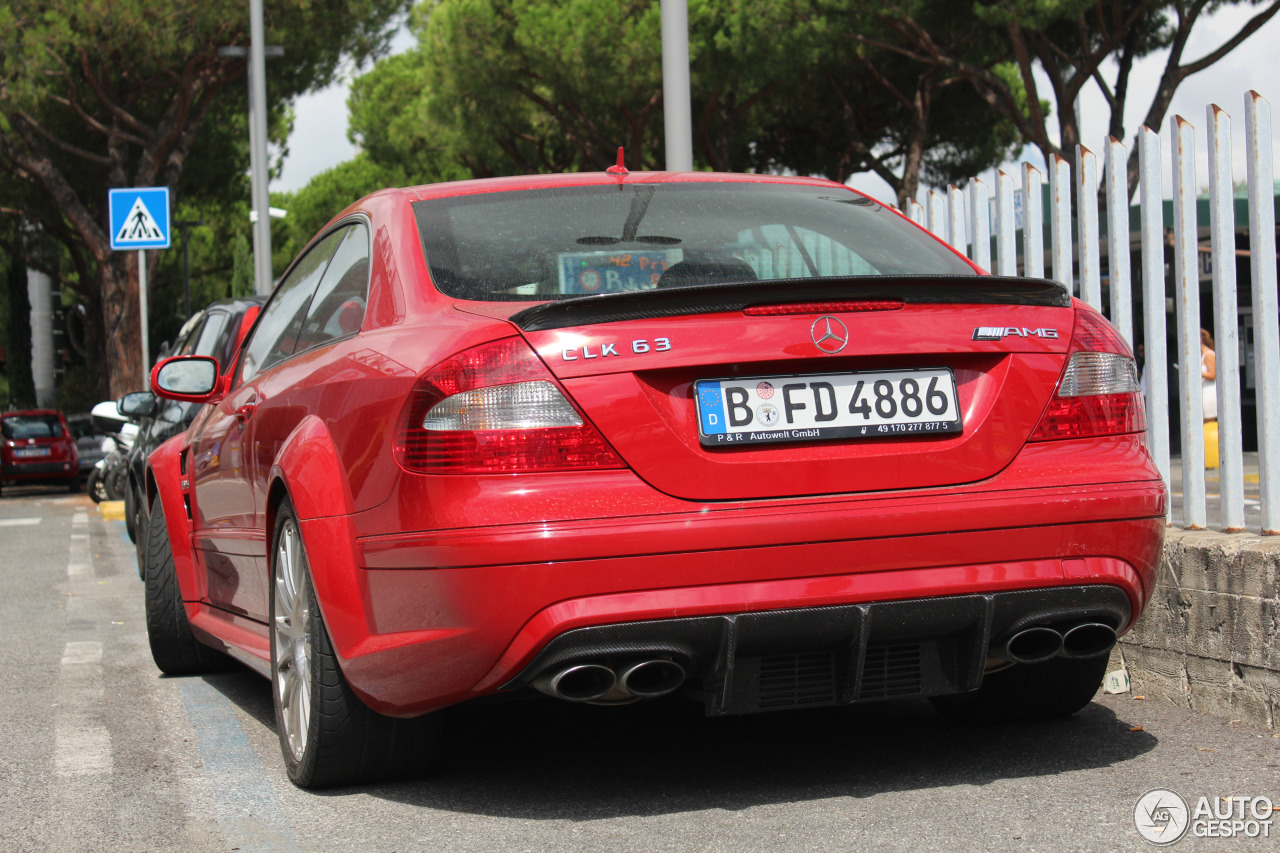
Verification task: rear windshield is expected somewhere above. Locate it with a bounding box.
[2,414,64,440]
[413,182,975,301]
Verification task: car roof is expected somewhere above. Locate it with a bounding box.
[404,170,849,202]
[3,409,64,418]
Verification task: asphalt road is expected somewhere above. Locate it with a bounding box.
[3,487,1278,853]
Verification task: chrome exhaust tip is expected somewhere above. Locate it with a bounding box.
[1060,622,1117,659]
[532,664,617,703]
[617,659,686,699]
[1002,626,1064,665]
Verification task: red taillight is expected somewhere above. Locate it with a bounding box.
[394,337,625,473]
[1029,308,1145,441]
[743,301,904,316]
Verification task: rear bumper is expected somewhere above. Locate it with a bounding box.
[1,461,79,483]
[501,585,1132,715]
[314,474,1165,716]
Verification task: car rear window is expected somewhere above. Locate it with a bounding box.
[413,182,975,301]
[2,414,64,439]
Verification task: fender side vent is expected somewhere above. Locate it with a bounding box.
[858,642,923,699]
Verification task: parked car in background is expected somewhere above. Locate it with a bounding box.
[66,413,109,479]
[144,169,1166,788]
[118,296,264,545]
[1,409,80,495]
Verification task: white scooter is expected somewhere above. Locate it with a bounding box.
[87,400,138,504]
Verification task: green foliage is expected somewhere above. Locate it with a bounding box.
[346,0,831,179]
[231,233,255,300]
[272,153,409,267]
[1,0,412,394]
[53,364,104,414]
[336,0,1023,210]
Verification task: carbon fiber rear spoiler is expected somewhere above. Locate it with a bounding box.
[508,275,1071,332]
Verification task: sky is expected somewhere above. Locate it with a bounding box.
[271,6,1280,204]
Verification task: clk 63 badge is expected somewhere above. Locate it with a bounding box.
[562,337,671,361]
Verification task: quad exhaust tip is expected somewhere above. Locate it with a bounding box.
[532,659,687,704]
[997,621,1118,665]
[1003,626,1064,665]
[532,663,616,703]
[1061,622,1117,659]
[618,659,686,699]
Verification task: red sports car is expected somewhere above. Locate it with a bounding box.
[143,170,1166,788]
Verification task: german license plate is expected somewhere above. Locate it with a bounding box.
[695,368,962,446]
[14,447,51,458]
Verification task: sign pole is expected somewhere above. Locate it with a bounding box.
[138,249,149,375]
[109,185,169,386]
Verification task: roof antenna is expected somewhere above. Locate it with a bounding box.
[606,147,628,176]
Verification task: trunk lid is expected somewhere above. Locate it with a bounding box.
[496,276,1075,501]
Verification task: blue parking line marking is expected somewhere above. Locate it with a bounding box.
[180,680,301,852]
[112,520,141,578]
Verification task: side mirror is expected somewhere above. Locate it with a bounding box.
[151,355,224,403]
[117,391,157,420]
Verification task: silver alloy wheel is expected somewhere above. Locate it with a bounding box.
[273,517,313,762]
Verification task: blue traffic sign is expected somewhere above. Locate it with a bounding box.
[109,187,171,250]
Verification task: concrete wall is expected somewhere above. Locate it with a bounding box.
[1113,529,1280,730]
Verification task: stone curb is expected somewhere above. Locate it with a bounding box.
[1112,528,1280,730]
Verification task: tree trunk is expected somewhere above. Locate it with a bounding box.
[101,253,142,398]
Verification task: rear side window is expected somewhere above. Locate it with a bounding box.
[2,415,64,439]
[239,228,347,381]
[192,311,230,361]
[294,224,370,352]
[413,182,974,301]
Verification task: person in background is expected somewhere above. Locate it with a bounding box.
[1202,328,1219,468]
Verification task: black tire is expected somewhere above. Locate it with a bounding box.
[143,494,230,675]
[68,476,81,494]
[106,465,128,502]
[87,469,107,503]
[132,487,148,573]
[270,498,441,788]
[930,654,1109,724]
[124,480,137,541]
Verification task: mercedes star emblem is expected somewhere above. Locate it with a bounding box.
[810,316,849,354]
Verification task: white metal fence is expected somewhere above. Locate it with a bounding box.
[908,91,1279,535]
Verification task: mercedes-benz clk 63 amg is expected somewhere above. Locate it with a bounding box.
[142,169,1166,788]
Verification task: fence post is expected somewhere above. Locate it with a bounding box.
[969,178,991,270]
[1247,92,1280,534]
[1208,104,1245,531]
[907,198,925,226]
[1139,126,1171,504]
[948,184,966,254]
[928,189,947,242]
[1022,163,1045,279]
[1105,137,1134,347]
[994,171,1017,276]
[1077,146,1102,309]
[1172,115,1207,529]
[1049,154,1073,291]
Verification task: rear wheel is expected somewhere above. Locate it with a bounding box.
[271,499,440,788]
[930,655,1109,724]
[143,495,230,674]
[87,469,107,503]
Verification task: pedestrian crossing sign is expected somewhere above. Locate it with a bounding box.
[109,187,171,250]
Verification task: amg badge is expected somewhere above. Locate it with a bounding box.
[972,326,1060,341]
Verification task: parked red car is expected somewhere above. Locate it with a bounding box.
[144,170,1166,788]
[1,408,80,495]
